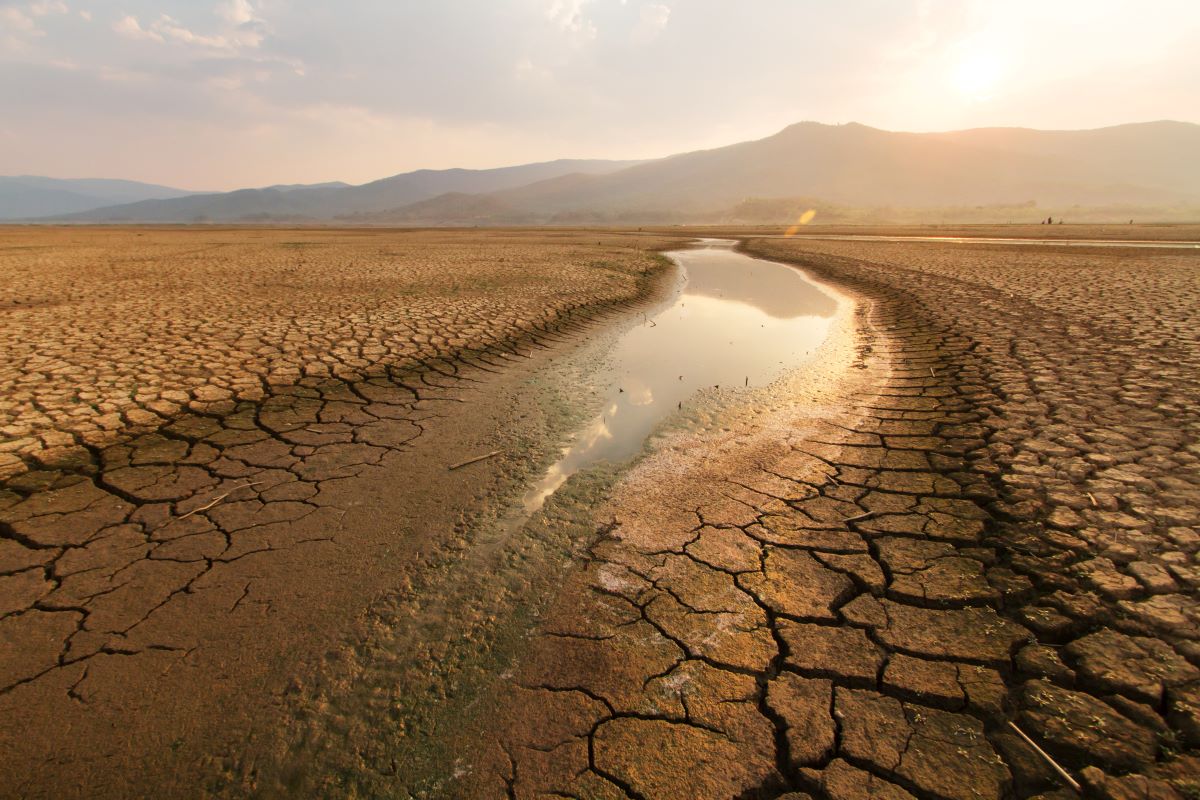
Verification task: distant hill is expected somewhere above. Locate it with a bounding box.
[54,159,645,223]
[17,121,1200,224]
[260,181,351,191]
[0,176,198,219]
[469,121,1200,220]
[933,121,1200,196]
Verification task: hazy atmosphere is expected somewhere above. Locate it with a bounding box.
[2,0,1198,189]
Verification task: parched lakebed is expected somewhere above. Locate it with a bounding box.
[256,238,853,798]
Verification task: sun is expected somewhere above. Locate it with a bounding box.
[951,51,1004,101]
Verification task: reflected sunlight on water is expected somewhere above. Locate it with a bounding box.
[523,239,838,511]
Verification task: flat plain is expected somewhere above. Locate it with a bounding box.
[1,226,1198,800]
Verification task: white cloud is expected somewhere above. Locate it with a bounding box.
[112,7,265,51]
[217,0,256,26]
[1,0,67,47]
[113,14,164,42]
[0,0,65,35]
[153,14,239,49]
[0,7,40,53]
[546,0,597,43]
[1,7,38,32]
[631,3,670,44]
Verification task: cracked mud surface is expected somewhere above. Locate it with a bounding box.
[4,229,1198,798]
[457,237,1199,800]
[0,227,684,798]
[0,226,674,475]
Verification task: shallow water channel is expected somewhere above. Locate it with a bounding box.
[524,238,839,510]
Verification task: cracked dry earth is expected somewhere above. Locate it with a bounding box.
[0,227,673,473]
[459,237,1200,800]
[0,226,682,797]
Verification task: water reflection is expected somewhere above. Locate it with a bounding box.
[523,239,838,511]
[683,246,838,319]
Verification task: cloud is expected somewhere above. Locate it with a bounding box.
[217,0,256,26]
[216,0,268,47]
[154,15,241,49]
[113,15,164,43]
[1,7,38,33]
[28,1,67,16]
[631,2,670,44]
[1,0,64,37]
[546,0,597,43]
[112,5,265,52]
[5,0,1199,190]
[0,3,54,52]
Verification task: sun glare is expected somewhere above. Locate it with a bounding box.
[951,51,1004,101]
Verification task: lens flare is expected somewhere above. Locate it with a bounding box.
[784,208,816,236]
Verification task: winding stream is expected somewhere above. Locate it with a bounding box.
[524,238,839,510]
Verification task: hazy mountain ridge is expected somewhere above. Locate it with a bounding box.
[49,159,646,223]
[12,121,1199,224]
[474,121,1199,216]
[0,176,200,220]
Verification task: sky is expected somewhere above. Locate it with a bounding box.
[1,0,1197,190]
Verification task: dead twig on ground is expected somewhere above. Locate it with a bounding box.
[1007,721,1082,793]
[843,509,879,524]
[179,481,265,519]
[448,450,502,471]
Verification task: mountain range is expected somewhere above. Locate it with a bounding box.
[7,121,1199,224]
[0,176,202,220]
[24,159,646,224]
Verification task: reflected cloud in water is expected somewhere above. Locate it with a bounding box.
[523,239,837,511]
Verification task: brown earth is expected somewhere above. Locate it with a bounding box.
[455,234,1200,799]
[0,226,682,475]
[0,226,684,798]
[2,226,1198,799]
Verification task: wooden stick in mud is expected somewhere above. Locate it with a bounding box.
[448,450,502,471]
[1007,722,1082,793]
[179,481,264,519]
